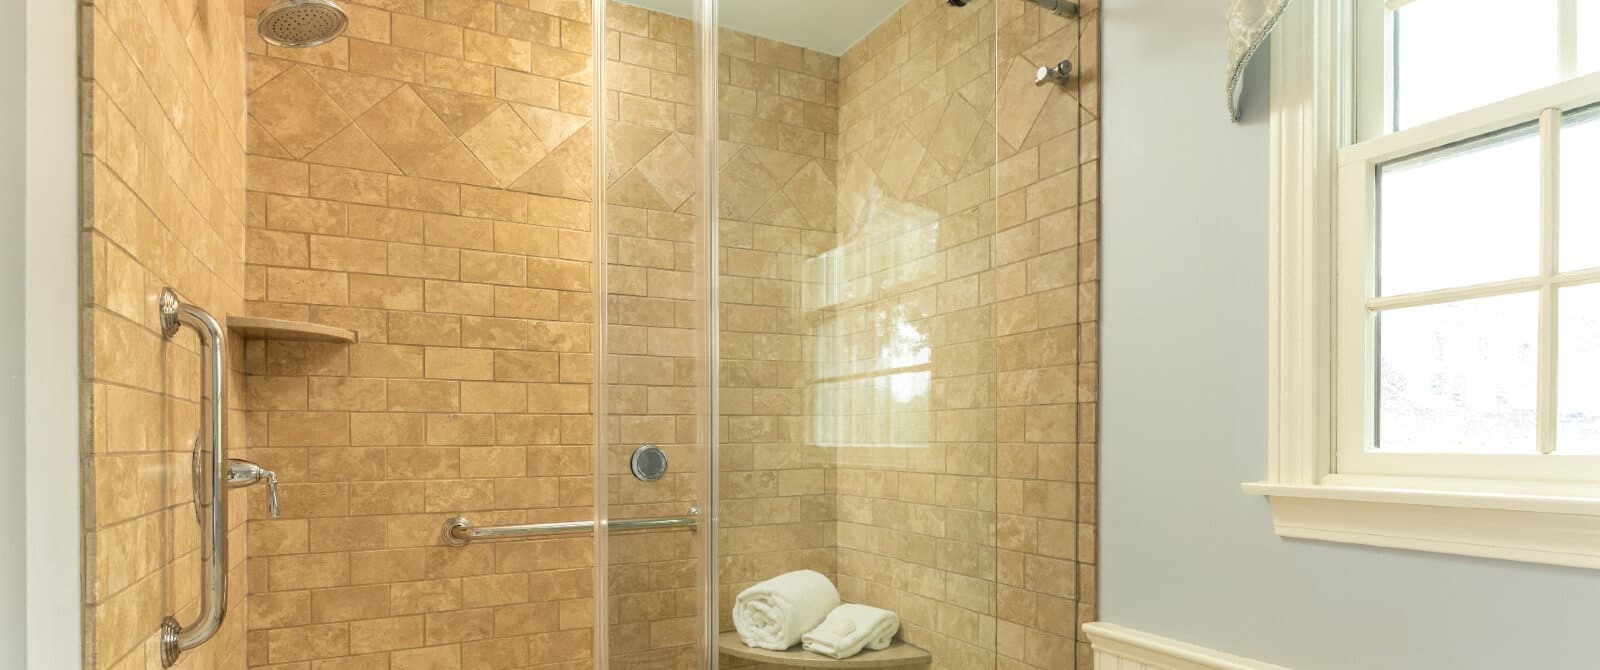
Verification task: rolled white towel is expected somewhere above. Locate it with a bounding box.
[801,604,900,660]
[733,570,841,651]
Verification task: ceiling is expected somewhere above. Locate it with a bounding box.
[617,0,909,56]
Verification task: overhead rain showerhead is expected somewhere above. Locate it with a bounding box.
[257,0,348,49]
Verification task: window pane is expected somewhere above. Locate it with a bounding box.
[1562,104,1600,272]
[1581,0,1600,77]
[1393,0,1557,130]
[1377,124,1540,296]
[1560,284,1600,453]
[1376,292,1538,454]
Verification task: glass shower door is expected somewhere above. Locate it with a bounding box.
[594,0,1100,667]
[595,1,717,668]
[708,1,1006,668]
[708,0,853,664]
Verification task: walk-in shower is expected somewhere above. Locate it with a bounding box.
[77,0,1097,668]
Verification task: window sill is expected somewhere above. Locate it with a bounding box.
[1242,481,1600,570]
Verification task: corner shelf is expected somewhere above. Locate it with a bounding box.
[717,632,931,668]
[226,316,356,343]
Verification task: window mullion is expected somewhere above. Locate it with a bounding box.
[1365,276,1543,312]
[1538,107,1562,455]
[1555,266,1600,289]
[1386,6,1400,134]
[1559,0,1578,80]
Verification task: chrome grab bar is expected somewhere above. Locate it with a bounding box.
[157,288,229,668]
[156,289,280,668]
[441,507,699,546]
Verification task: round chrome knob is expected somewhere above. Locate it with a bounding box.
[631,444,669,482]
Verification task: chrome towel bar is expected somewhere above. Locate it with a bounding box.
[441,507,699,546]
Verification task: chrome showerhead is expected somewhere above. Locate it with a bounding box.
[257,0,348,48]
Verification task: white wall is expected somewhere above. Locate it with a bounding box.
[1099,2,1600,669]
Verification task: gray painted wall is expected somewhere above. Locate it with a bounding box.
[1099,2,1600,669]
[1,0,27,664]
[14,0,83,666]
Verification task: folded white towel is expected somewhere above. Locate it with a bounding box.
[801,604,899,660]
[733,570,841,651]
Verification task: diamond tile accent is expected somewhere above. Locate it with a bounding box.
[302,64,404,119]
[513,104,589,150]
[997,58,1052,150]
[304,124,402,174]
[248,54,289,93]
[459,105,548,186]
[355,86,496,186]
[248,116,293,159]
[749,147,808,185]
[907,153,953,199]
[415,86,503,135]
[606,123,670,184]
[511,158,589,199]
[751,191,806,231]
[630,134,697,210]
[544,122,595,199]
[926,95,984,175]
[719,148,780,220]
[250,66,352,158]
[607,169,672,210]
[877,130,928,198]
[782,161,835,226]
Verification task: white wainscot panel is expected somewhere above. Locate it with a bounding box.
[1084,623,1290,670]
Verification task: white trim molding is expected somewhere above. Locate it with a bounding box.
[1245,482,1600,570]
[1084,623,1290,670]
[1264,0,1344,487]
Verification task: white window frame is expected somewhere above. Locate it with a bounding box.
[1339,87,1600,484]
[1245,0,1600,570]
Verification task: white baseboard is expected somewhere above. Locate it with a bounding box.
[1083,623,1289,670]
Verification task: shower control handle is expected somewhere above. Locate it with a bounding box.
[226,459,280,519]
[1036,60,1072,86]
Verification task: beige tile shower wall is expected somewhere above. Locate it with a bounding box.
[81,0,251,668]
[829,1,1000,668]
[600,3,702,668]
[240,1,599,668]
[992,1,1098,668]
[713,25,842,644]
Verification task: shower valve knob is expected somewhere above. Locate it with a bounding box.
[226,459,281,519]
[1036,60,1072,86]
